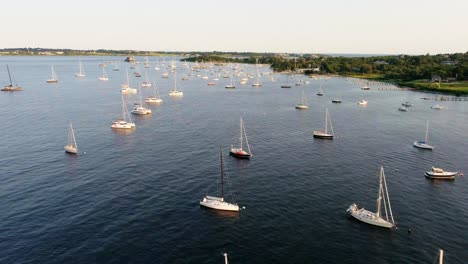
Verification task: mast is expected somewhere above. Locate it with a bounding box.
[382,166,395,225]
[70,121,77,149]
[6,65,13,85]
[324,109,328,134]
[239,117,243,151]
[174,72,177,91]
[439,249,444,264]
[223,253,228,264]
[425,120,429,143]
[376,166,383,218]
[220,147,224,198]
[121,93,126,121]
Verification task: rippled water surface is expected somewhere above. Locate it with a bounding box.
[0,56,467,263]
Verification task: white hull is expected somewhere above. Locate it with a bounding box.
[146,97,163,103]
[413,141,434,150]
[64,145,78,154]
[169,90,183,96]
[98,77,109,81]
[121,87,137,94]
[75,73,85,77]
[347,204,394,228]
[295,104,308,109]
[111,120,135,129]
[200,196,239,212]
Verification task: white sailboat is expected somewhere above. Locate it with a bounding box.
[251,60,262,87]
[111,93,136,129]
[131,85,152,115]
[413,120,434,150]
[281,73,292,88]
[295,90,308,109]
[225,76,236,89]
[230,117,252,159]
[141,71,152,87]
[317,84,324,96]
[146,81,163,103]
[313,108,334,139]
[113,63,120,71]
[98,67,109,81]
[347,166,396,229]
[74,60,86,77]
[121,69,137,94]
[200,148,240,212]
[144,56,150,68]
[46,66,59,83]
[64,121,78,154]
[169,72,183,96]
[1,65,23,91]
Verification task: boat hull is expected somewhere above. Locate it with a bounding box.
[229,151,251,159]
[281,85,291,88]
[425,172,457,180]
[200,197,239,212]
[413,142,434,150]
[64,145,78,154]
[313,131,333,139]
[347,204,394,229]
[295,105,308,110]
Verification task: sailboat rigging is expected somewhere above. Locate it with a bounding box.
[313,108,334,139]
[46,66,58,83]
[200,147,240,212]
[1,65,23,91]
[347,166,396,229]
[230,117,252,159]
[64,121,78,154]
[413,120,434,150]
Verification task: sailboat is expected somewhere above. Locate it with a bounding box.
[295,90,308,109]
[131,84,152,115]
[251,59,262,87]
[225,76,236,89]
[98,67,109,81]
[347,166,396,229]
[121,69,137,94]
[281,73,291,88]
[111,93,136,129]
[332,96,342,103]
[317,84,324,96]
[230,117,252,159]
[413,120,434,150]
[169,72,183,96]
[64,121,78,154]
[74,60,86,77]
[141,71,152,87]
[46,66,59,83]
[146,81,163,103]
[144,56,150,68]
[1,65,23,91]
[200,148,240,212]
[313,108,334,139]
[113,63,120,71]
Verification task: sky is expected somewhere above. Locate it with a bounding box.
[3,0,468,54]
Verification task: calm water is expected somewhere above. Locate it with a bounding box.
[0,56,467,264]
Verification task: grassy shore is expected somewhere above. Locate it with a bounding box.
[347,73,468,96]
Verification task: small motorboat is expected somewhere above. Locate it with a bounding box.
[425,167,458,180]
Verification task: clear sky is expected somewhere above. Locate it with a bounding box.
[3,0,467,54]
